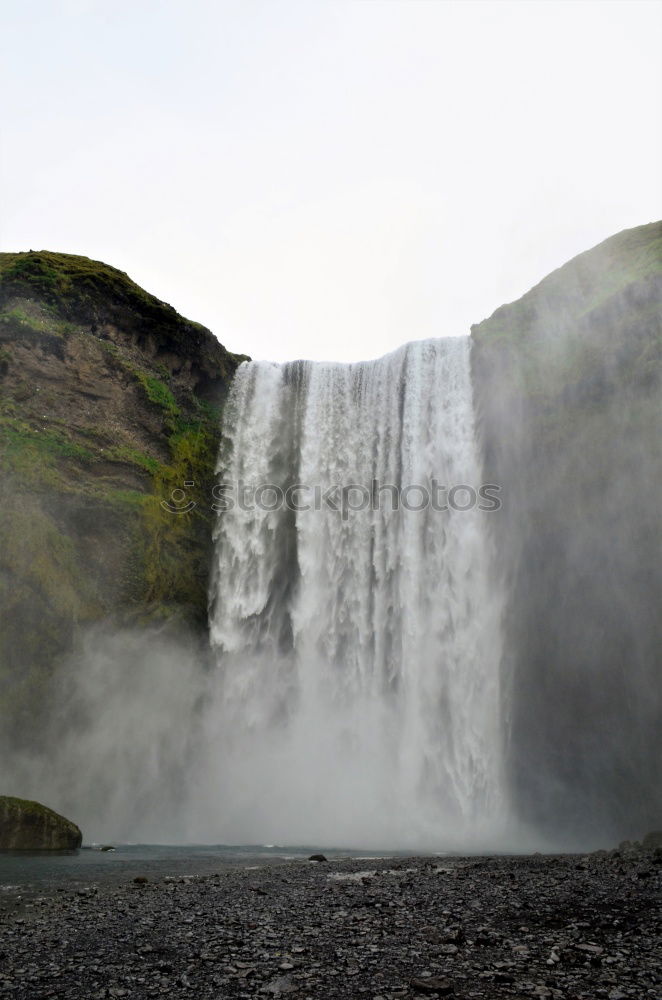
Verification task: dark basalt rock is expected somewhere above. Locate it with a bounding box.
[0,795,82,850]
[0,852,660,998]
[411,976,454,994]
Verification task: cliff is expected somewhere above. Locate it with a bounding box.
[471,221,662,843]
[0,251,247,744]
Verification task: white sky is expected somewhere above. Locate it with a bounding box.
[1,0,661,363]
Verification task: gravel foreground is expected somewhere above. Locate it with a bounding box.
[0,851,660,999]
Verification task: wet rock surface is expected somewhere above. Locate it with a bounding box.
[0,798,82,851]
[0,851,659,999]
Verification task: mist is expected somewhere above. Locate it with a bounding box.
[0,627,207,844]
[0,617,550,853]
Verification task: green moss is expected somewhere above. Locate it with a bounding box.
[137,420,218,622]
[104,488,150,510]
[97,342,182,423]
[0,501,86,615]
[1,255,60,290]
[0,251,151,312]
[1,250,205,348]
[192,396,222,424]
[3,306,31,325]
[1,307,45,339]
[0,304,74,340]
[98,339,120,357]
[0,406,228,630]
[0,417,96,470]
[136,372,180,417]
[104,446,163,475]
[0,796,63,819]
[89,412,224,625]
[0,251,249,383]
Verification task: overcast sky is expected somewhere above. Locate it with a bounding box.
[1,0,660,362]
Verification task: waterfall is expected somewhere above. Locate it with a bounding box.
[207,337,506,849]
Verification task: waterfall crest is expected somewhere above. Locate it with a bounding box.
[208,337,506,849]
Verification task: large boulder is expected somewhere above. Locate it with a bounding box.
[0,795,82,849]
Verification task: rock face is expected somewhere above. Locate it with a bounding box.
[471,221,662,843]
[0,251,247,745]
[0,795,82,849]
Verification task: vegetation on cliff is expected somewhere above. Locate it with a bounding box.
[0,251,233,372]
[0,251,247,741]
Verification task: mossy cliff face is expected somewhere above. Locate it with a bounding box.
[471,222,662,843]
[0,795,82,850]
[0,251,247,743]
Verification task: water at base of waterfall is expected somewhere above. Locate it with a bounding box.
[0,844,398,899]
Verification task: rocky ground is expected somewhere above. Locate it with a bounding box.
[0,849,660,1000]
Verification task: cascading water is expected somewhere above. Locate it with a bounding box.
[206,337,507,849]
